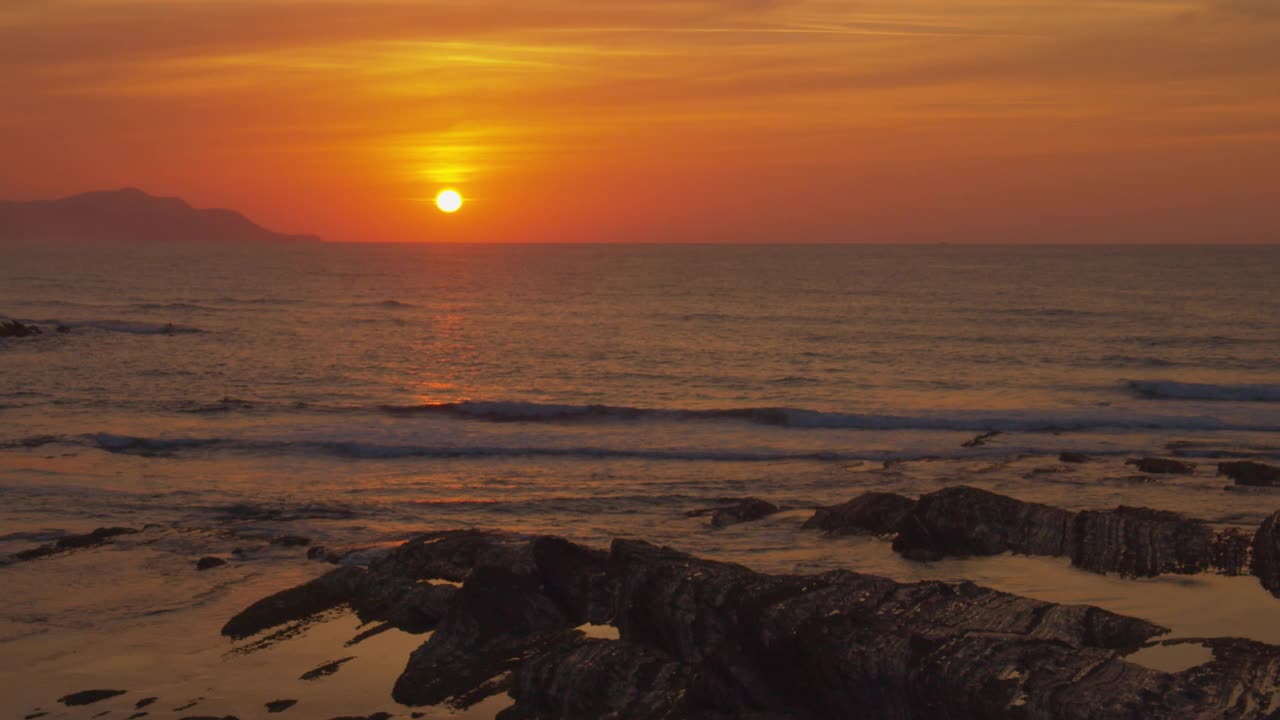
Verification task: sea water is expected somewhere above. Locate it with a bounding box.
[2,243,1280,711]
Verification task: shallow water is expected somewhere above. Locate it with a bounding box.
[2,243,1279,714]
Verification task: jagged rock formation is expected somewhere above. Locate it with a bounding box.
[224,529,1280,718]
[808,486,1257,580]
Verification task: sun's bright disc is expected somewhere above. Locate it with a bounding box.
[436,189,463,213]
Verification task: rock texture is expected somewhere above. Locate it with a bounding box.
[224,528,1280,719]
[808,486,1252,580]
[1253,511,1280,597]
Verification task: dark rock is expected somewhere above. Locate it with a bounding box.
[325,714,390,720]
[300,656,355,680]
[59,690,127,706]
[177,716,237,720]
[961,430,1001,447]
[25,713,48,719]
[92,711,110,718]
[499,637,696,720]
[134,697,157,709]
[1126,457,1196,475]
[13,527,140,562]
[195,556,226,571]
[228,528,1280,719]
[0,319,42,337]
[368,529,537,582]
[1059,451,1091,463]
[892,486,1074,561]
[1219,461,1280,487]
[373,580,458,634]
[306,546,327,560]
[531,536,616,625]
[1070,506,1214,577]
[221,565,364,638]
[1211,527,1253,576]
[127,714,146,720]
[686,498,781,528]
[1253,511,1280,597]
[802,492,916,536]
[264,699,297,713]
[609,539,1171,718]
[56,324,70,333]
[173,699,202,711]
[391,564,576,707]
[271,535,311,547]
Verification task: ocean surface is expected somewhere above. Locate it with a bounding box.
[3,243,1280,711]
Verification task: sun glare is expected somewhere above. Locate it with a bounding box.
[436,189,463,213]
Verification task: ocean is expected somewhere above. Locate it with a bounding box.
[2,242,1280,715]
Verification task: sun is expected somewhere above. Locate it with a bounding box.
[435,189,463,213]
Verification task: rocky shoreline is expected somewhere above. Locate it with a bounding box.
[218,517,1280,719]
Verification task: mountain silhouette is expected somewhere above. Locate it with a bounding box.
[0,188,321,243]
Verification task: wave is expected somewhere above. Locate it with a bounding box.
[377,399,1280,432]
[62,320,204,335]
[88,432,853,462]
[129,302,223,312]
[360,300,417,309]
[1127,380,1280,403]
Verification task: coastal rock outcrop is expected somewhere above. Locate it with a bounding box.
[809,486,1251,579]
[892,486,1074,561]
[1219,461,1280,487]
[686,498,782,528]
[224,528,1280,718]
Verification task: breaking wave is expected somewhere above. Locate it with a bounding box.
[1127,380,1280,403]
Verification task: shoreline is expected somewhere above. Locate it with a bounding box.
[7,468,1280,718]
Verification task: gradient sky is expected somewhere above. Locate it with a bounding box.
[2,0,1278,243]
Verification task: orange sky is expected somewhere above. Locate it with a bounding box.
[2,0,1278,242]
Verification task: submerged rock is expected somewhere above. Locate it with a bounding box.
[264,703,296,715]
[195,556,226,571]
[300,657,354,680]
[11,526,140,562]
[271,535,311,547]
[1126,457,1196,475]
[801,492,915,536]
[1059,451,1091,463]
[0,319,42,337]
[961,430,1001,447]
[686,498,781,528]
[1219,461,1280,487]
[59,690,127,706]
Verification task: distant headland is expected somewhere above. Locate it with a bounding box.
[0,188,321,244]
